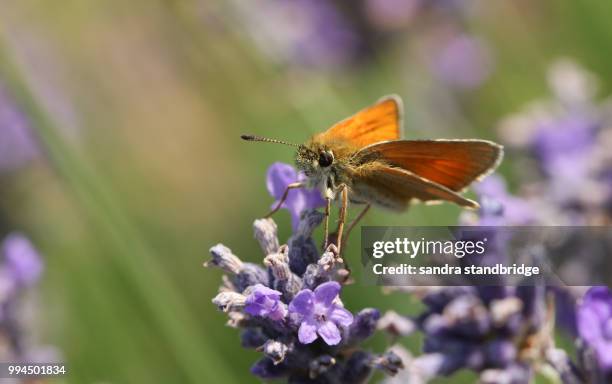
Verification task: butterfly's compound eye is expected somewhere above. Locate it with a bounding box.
[318,151,334,168]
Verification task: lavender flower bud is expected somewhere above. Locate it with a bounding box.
[287,210,324,275]
[253,218,280,255]
[348,308,381,343]
[261,340,290,365]
[264,250,302,300]
[484,339,517,367]
[340,351,373,384]
[206,244,243,274]
[422,286,476,312]
[295,209,324,238]
[300,263,331,290]
[309,355,336,379]
[443,295,491,337]
[490,297,523,327]
[241,328,267,349]
[378,311,416,337]
[235,263,269,292]
[206,245,268,291]
[422,314,448,335]
[318,246,343,272]
[212,291,246,312]
[373,350,404,376]
[251,357,288,379]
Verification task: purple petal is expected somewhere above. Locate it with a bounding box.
[298,319,318,344]
[266,163,298,200]
[244,303,264,317]
[314,281,340,306]
[329,305,353,327]
[265,163,326,232]
[596,342,612,371]
[289,289,314,316]
[317,320,341,345]
[286,193,307,231]
[578,287,612,344]
[303,186,327,208]
[474,175,507,197]
[268,302,287,321]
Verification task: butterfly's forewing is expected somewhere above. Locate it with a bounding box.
[314,96,402,149]
[358,140,503,192]
[353,163,478,210]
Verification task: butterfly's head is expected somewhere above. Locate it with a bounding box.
[295,142,335,184]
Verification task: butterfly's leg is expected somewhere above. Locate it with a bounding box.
[344,204,370,244]
[264,182,304,218]
[323,197,331,249]
[336,184,349,254]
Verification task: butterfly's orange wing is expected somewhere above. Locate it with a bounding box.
[314,95,402,148]
[352,163,478,210]
[358,140,503,192]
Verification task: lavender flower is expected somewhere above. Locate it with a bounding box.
[206,210,399,382]
[2,233,43,287]
[531,113,598,180]
[267,162,325,231]
[461,174,535,226]
[0,233,59,364]
[245,284,287,321]
[577,286,612,372]
[289,281,353,345]
[497,59,612,224]
[225,0,360,70]
[405,285,550,381]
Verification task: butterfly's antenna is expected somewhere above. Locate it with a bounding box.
[241,134,300,147]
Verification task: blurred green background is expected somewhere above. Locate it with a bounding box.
[0,0,610,382]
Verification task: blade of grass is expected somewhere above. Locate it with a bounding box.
[0,36,235,384]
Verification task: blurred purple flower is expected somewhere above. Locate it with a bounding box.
[291,0,360,69]
[408,283,551,381]
[577,286,612,371]
[2,233,43,287]
[266,162,325,231]
[231,0,360,70]
[431,34,493,90]
[0,83,38,173]
[208,212,393,382]
[289,281,353,345]
[531,114,598,179]
[245,284,287,321]
[472,174,535,225]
